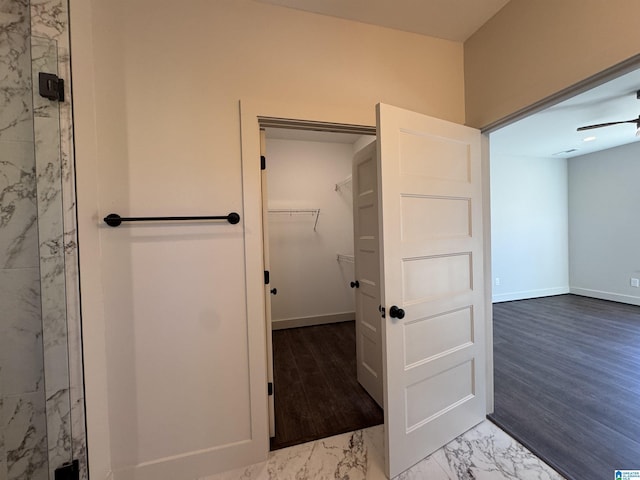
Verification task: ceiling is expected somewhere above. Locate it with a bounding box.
[254,0,511,42]
[491,68,640,159]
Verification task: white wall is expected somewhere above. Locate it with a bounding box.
[490,153,569,302]
[70,0,466,478]
[266,137,355,325]
[568,142,640,305]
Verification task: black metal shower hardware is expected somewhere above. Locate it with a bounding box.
[103,212,241,227]
[39,72,64,102]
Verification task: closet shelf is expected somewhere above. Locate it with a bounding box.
[336,254,355,264]
[268,208,320,231]
[334,175,352,191]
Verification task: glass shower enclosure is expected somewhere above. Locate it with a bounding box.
[1,0,85,478]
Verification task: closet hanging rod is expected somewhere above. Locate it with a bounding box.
[268,209,320,231]
[103,212,240,227]
[268,208,319,213]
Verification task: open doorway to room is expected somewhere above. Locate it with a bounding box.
[487,66,640,480]
[262,128,383,450]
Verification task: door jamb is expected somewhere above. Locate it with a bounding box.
[481,133,494,413]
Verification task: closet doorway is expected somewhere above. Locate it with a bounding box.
[262,127,383,450]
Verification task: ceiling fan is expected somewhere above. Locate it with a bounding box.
[576,90,640,135]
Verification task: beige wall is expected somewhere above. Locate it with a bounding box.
[464,0,640,129]
[71,1,465,478]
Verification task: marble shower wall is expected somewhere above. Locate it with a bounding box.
[0,0,85,478]
[0,1,48,479]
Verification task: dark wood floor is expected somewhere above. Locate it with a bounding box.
[490,294,640,480]
[270,321,383,450]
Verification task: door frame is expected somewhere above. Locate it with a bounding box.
[239,98,495,459]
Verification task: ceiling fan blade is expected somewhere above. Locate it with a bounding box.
[577,118,638,131]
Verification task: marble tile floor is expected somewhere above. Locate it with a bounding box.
[202,420,564,480]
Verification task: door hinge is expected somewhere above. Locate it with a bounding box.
[55,460,79,480]
[264,270,270,285]
[261,155,266,170]
[268,382,273,396]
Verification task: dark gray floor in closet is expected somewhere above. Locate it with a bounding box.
[270,321,383,451]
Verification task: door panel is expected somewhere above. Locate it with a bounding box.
[353,141,383,407]
[400,196,471,240]
[403,306,474,367]
[398,131,471,182]
[401,253,472,302]
[378,103,486,478]
[405,360,474,431]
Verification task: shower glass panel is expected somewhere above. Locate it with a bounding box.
[1,1,77,479]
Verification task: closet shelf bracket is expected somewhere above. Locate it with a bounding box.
[335,175,352,191]
[336,254,355,264]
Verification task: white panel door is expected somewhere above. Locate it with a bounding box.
[378,103,486,478]
[352,141,383,407]
[261,130,276,438]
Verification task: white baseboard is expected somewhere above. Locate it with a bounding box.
[492,286,570,303]
[570,287,640,306]
[272,312,355,330]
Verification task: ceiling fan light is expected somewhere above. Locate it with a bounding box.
[636,126,640,137]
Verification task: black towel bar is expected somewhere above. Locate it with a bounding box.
[103,212,241,227]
